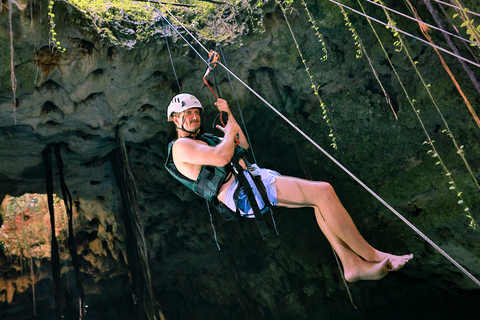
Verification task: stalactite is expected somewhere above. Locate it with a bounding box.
[111,126,165,320]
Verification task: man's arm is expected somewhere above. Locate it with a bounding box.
[173,119,240,167]
[215,99,250,150]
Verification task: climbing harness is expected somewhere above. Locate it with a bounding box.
[151,1,480,286]
[165,133,277,241]
[165,133,237,201]
[229,158,277,240]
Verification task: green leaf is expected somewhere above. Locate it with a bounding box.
[461,21,469,27]
[453,13,458,19]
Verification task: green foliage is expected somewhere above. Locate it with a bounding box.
[451,2,480,49]
[66,0,250,46]
[68,0,157,45]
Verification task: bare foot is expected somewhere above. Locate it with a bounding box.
[375,252,413,271]
[344,258,391,283]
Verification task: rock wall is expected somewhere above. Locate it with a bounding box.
[1,0,480,319]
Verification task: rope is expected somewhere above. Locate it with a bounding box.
[206,200,222,251]
[406,0,480,185]
[160,15,181,93]
[151,1,480,287]
[365,0,479,47]
[359,0,476,217]
[210,14,258,164]
[217,60,480,287]
[332,246,357,309]
[327,0,480,68]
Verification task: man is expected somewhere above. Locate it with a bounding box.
[165,93,413,282]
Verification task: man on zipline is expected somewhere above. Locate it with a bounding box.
[165,93,413,282]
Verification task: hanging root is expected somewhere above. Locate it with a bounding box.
[8,0,17,124]
[278,1,339,149]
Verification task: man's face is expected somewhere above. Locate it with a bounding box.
[176,108,201,131]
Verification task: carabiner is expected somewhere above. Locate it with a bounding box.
[203,50,221,99]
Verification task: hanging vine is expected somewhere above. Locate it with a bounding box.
[279,1,338,149]
[300,0,328,60]
[48,0,66,52]
[359,0,476,228]
[340,6,362,58]
[374,0,480,192]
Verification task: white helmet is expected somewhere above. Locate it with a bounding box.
[167,93,203,121]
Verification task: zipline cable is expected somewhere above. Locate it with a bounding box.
[211,15,258,164]
[160,14,182,93]
[150,0,480,287]
[217,60,480,287]
[148,0,210,67]
[154,0,209,54]
[432,0,480,18]
[327,0,480,68]
[365,0,478,47]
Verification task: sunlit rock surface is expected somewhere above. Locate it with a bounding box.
[1,0,480,319]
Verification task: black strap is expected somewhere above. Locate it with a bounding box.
[247,166,271,208]
[230,162,271,240]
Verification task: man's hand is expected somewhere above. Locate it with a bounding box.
[216,120,239,141]
[214,98,230,114]
[214,98,249,149]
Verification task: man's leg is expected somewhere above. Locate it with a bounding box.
[273,175,412,280]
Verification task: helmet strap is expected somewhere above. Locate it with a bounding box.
[177,115,200,136]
